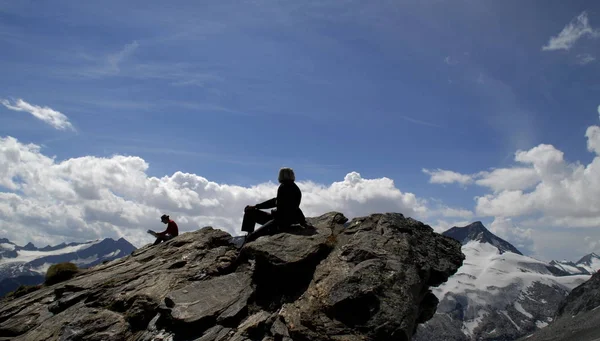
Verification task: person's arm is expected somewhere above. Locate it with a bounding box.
[255,197,276,209]
[155,226,168,237]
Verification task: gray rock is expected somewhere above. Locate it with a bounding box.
[0,212,464,341]
[557,271,600,317]
[166,271,252,324]
[193,325,232,341]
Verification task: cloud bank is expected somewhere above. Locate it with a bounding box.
[0,136,448,248]
[425,120,600,230]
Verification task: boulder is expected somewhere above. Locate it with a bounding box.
[0,212,464,341]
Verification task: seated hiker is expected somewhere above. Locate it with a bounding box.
[149,214,179,245]
[241,167,307,242]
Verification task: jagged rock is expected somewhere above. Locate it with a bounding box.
[277,213,464,341]
[0,212,464,341]
[556,271,600,317]
[194,325,232,341]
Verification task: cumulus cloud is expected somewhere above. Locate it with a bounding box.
[542,11,600,51]
[437,207,474,219]
[422,168,473,185]
[428,119,600,230]
[490,217,534,255]
[1,99,75,131]
[0,136,439,248]
[475,167,539,193]
[423,166,540,193]
[429,219,472,234]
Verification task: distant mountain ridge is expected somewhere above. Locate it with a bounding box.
[549,252,600,276]
[442,221,523,255]
[0,237,136,297]
[415,221,590,341]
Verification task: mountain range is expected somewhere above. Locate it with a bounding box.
[414,221,598,341]
[0,237,136,297]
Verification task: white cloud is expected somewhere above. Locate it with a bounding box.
[475,167,539,193]
[577,53,596,65]
[429,219,472,234]
[542,11,600,51]
[489,217,534,254]
[1,99,75,131]
[429,124,600,227]
[422,168,473,185]
[438,207,474,219]
[0,136,438,248]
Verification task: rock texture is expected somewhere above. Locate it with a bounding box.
[0,212,464,341]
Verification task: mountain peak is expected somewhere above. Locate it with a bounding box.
[575,252,600,266]
[22,242,37,251]
[442,221,523,255]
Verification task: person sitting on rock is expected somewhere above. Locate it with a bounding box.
[241,167,307,241]
[149,214,179,245]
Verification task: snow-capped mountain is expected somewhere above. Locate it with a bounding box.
[414,222,590,341]
[443,221,523,255]
[0,238,136,297]
[549,253,600,275]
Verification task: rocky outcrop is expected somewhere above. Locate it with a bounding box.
[556,270,600,317]
[0,212,464,341]
[518,271,600,341]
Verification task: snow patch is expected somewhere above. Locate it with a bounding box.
[102,250,121,258]
[515,302,533,318]
[73,255,99,266]
[33,262,54,275]
[501,310,521,331]
[535,320,548,328]
[0,240,102,266]
[433,241,590,301]
[462,310,487,336]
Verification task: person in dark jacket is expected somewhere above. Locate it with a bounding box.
[149,214,179,245]
[241,167,306,240]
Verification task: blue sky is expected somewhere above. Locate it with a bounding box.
[2,0,600,261]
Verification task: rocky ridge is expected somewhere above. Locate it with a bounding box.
[0,212,464,341]
[518,271,600,341]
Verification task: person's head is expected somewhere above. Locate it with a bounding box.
[160,214,170,224]
[278,167,295,183]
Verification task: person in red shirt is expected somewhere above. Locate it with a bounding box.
[152,214,179,245]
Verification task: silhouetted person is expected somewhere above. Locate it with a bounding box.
[241,167,307,241]
[150,214,179,245]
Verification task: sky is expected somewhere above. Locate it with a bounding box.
[1,0,600,262]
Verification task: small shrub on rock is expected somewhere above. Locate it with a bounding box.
[45,262,79,285]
